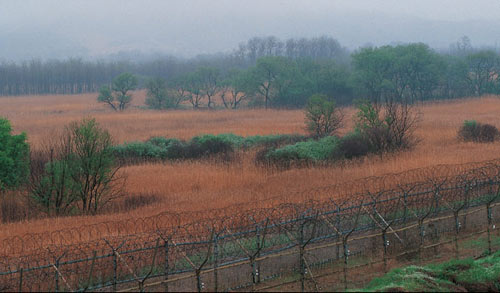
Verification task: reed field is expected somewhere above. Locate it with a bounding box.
[2,92,500,242]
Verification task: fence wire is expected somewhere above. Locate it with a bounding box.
[2,159,500,291]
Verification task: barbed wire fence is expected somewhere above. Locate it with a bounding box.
[2,159,500,291]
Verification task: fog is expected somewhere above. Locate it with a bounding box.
[1,0,500,61]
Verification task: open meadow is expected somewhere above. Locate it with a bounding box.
[4,3,500,290]
[2,92,500,244]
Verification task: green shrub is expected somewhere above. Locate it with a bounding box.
[242,134,307,149]
[265,136,340,166]
[164,140,187,159]
[187,133,306,149]
[112,141,167,161]
[30,159,79,215]
[215,133,246,147]
[256,131,380,168]
[112,133,309,163]
[187,135,234,160]
[147,137,182,148]
[112,133,310,164]
[0,118,29,191]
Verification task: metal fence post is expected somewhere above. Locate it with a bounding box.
[164,240,169,292]
[54,258,59,292]
[418,219,425,262]
[454,211,461,259]
[382,230,388,272]
[112,249,118,291]
[430,223,439,255]
[213,236,219,292]
[343,239,349,290]
[487,203,493,254]
[255,225,261,284]
[299,223,305,293]
[18,268,23,292]
[402,192,408,241]
[196,269,202,293]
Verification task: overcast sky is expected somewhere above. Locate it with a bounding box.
[1,0,500,61]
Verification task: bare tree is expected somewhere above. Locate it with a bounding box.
[356,98,420,152]
[384,97,421,150]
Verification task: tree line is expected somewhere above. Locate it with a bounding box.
[1,36,500,108]
[138,43,500,110]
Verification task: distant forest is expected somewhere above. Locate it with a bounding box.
[1,35,499,108]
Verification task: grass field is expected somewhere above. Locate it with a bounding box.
[2,92,500,242]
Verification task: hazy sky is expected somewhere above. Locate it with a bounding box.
[1,0,500,60]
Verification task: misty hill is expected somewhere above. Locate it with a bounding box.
[0,10,499,62]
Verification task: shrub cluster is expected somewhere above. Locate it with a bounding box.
[112,133,307,163]
[458,120,499,143]
[337,131,373,159]
[113,136,233,162]
[258,132,374,168]
[266,136,340,162]
[354,100,419,153]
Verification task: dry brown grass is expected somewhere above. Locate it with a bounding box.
[0,90,305,146]
[2,92,500,242]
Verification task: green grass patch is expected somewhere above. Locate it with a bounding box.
[358,250,500,292]
[461,234,500,250]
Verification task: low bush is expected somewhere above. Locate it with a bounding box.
[112,133,307,163]
[355,100,419,152]
[164,139,187,159]
[264,136,341,167]
[187,135,234,161]
[338,131,373,159]
[458,120,499,143]
[256,132,379,168]
[189,133,307,149]
[147,136,182,148]
[0,193,27,223]
[242,134,307,149]
[113,141,167,162]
